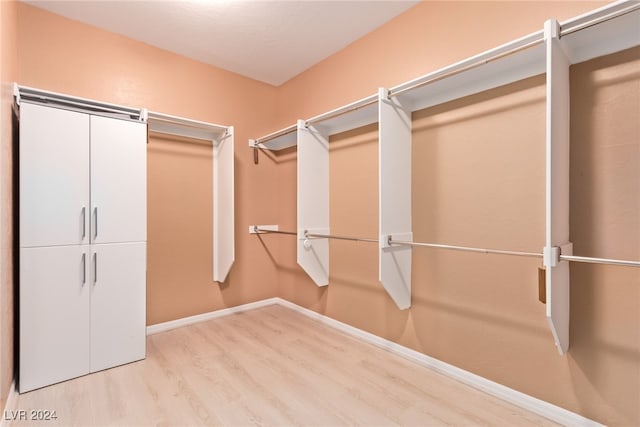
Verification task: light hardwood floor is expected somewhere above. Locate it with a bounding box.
[9,305,559,426]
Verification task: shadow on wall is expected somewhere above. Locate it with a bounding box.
[568,47,640,426]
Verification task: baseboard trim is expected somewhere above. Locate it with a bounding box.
[146,297,603,427]
[0,381,18,427]
[146,298,280,335]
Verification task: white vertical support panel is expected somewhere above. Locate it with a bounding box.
[544,20,572,355]
[297,120,329,286]
[379,88,412,309]
[213,127,235,282]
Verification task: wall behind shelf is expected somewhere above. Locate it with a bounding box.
[568,46,639,425]
[275,2,638,426]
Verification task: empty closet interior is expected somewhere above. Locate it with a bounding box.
[2,1,639,426]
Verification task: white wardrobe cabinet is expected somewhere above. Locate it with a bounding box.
[89,242,146,373]
[90,115,147,244]
[19,102,146,393]
[19,104,90,248]
[19,245,91,393]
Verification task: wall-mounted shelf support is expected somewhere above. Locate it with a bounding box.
[544,19,572,355]
[297,120,329,286]
[213,126,235,283]
[378,88,412,310]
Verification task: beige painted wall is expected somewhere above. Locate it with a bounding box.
[274,2,638,426]
[0,0,18,406]
[15,2,281,326]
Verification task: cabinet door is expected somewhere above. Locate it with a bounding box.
[90,242,146,373]
[19,245,91,393]
[90,116,146,244]
[20,103,90,247]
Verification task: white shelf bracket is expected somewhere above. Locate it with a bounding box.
[545,19,572,355]
[297,120,330,286]
[213,126,235,282]
[379,87,412,309]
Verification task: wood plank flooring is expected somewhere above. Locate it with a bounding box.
[9,304,559,426]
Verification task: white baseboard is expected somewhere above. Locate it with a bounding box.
[146,298,280,335]
[146,297,603,427]
[0,381,18,427]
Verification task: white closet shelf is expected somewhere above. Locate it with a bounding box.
[14,84,144,122]
[306,94,379,136]
[250,0,639,150]
[147,111,229,141]
[250,94,379,151]
[559,1,640,64]
[389,31,546,112]
[250,124,298,151]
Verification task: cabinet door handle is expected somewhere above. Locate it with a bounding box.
[93,206,98,240]
[81,207,86,239]
[82,253,86,285]
[93,252,97,284]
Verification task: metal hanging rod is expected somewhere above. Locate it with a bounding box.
[252,227,297,236]
[389,36,544,99]
[560,2,640,38]
[559,254,640,268]
[254,124,298,145]
[305,232,378,244]
[388,238,543,259]
[251,227,378,243]
[253,227,640,267]
[389,238,640,268]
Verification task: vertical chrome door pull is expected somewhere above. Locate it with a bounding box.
[81,207,86,239]
[93,252,97,284]
[93,206,98,239]
[82,253,86,285]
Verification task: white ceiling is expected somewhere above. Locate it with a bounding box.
[23,0,418,86]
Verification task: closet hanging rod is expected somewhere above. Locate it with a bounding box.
[560,2,640,37]
[252,227,297,236]
[559,255,640,268]
[389,238,640,267]
[305,95,379,128]
[389,37,544,99]
[255,124,298,145]
[388,238,543,259]
[305,232,378,244]
[252,227,378,243]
